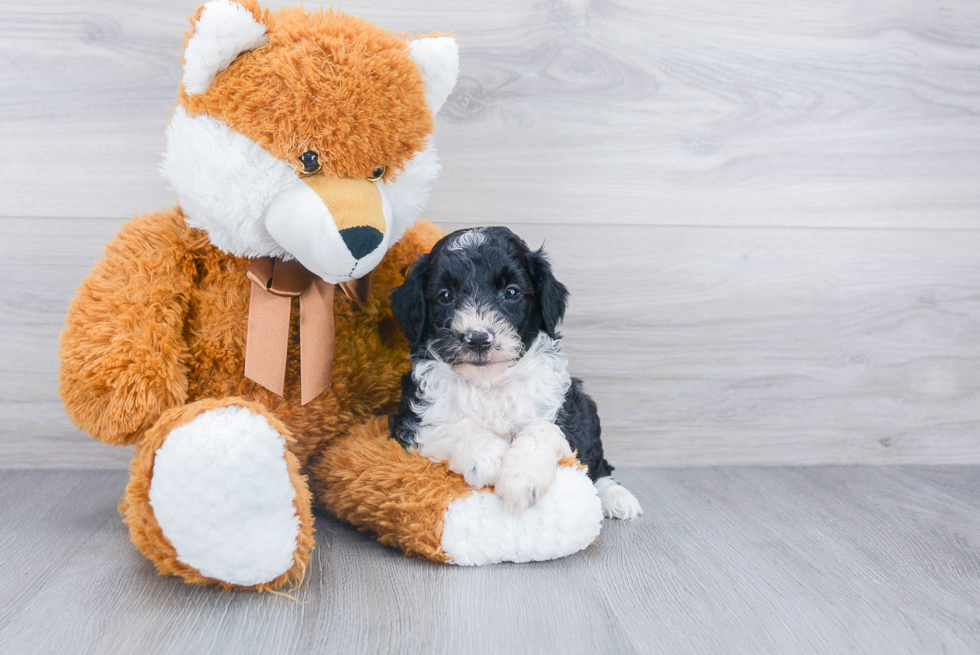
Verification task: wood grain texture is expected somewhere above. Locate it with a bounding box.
[1,467,978,654]
[1,0,979,227]
[0,402,133,470]
[2,0,979,467]
[3,217,977,467]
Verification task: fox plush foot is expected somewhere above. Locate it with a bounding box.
[311,417,603,566]
[121,398,315,591]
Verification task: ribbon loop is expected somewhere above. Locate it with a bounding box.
[246,257,312,297]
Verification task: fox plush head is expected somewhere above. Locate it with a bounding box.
[161,0,458,283]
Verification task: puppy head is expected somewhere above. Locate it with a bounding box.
[391,227,569,380]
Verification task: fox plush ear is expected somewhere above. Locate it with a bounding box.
[407,37,459,115]
[183,0,268,96]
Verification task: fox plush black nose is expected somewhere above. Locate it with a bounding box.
[339,226,384,260]
[463,330,493,352]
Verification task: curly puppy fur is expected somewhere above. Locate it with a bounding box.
[389,227,643,519]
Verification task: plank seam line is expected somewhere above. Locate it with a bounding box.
[5,215,980,234]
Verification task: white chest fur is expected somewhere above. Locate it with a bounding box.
[411,334,572,439]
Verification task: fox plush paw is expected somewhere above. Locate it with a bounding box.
[124,398,314,590]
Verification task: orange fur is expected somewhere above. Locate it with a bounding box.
[59,208,451,587]
[59,208,200,446]
[310,416,472,563]
[181,5,433,180]
[61,208,441,466]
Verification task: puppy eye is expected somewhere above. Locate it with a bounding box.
[437,289,454,305]
[367,165,386,182]
[298,151,321,175]
[503,286,523,301]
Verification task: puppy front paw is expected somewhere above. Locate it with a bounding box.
[596,477,643,520]
[516,420,573,459]
[459,436,509,489]
[494,450,558,515]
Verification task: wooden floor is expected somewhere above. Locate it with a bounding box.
[1,467,978,654]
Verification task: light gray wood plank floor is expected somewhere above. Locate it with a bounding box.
[1,467,978,654]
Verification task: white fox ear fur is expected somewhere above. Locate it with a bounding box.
[407,37,459,115]
[183,0,268,96]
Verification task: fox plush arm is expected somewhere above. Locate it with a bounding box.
[59,208,197,446]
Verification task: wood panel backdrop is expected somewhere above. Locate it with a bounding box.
[1,0,978,468]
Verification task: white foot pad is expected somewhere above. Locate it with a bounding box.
[441,465,603,566]
[149,406,301,586]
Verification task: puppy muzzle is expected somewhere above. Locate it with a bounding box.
[462,330,493,353]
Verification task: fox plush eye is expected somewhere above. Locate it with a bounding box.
[298,151,321,175]
[436,289,454,305]
[367,165,386,182]
[503,286,523,301]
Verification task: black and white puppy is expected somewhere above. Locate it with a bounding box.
[389,227,642,519]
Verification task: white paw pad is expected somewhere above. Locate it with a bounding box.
[149,406,301,586]
[596,477,643,520]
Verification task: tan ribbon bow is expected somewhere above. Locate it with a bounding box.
[244,257,371,405]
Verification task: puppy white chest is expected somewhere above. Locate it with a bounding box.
[411,335,572,438]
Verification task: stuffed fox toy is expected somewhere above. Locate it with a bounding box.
[59,0,603,591]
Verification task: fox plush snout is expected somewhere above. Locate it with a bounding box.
[303,175,387,259]
[264,173,393,283]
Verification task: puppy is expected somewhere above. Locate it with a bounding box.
[388,227,642,519]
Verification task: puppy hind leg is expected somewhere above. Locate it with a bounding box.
[595,476,643,520]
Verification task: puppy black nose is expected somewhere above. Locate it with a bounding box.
[463,330,493,352]
[339,226,384,260]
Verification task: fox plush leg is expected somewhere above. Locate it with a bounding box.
[310,417,604,566]
[120,398,315,590]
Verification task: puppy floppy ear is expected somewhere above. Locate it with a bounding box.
[528,247,569,339]
[390,253,431,348]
